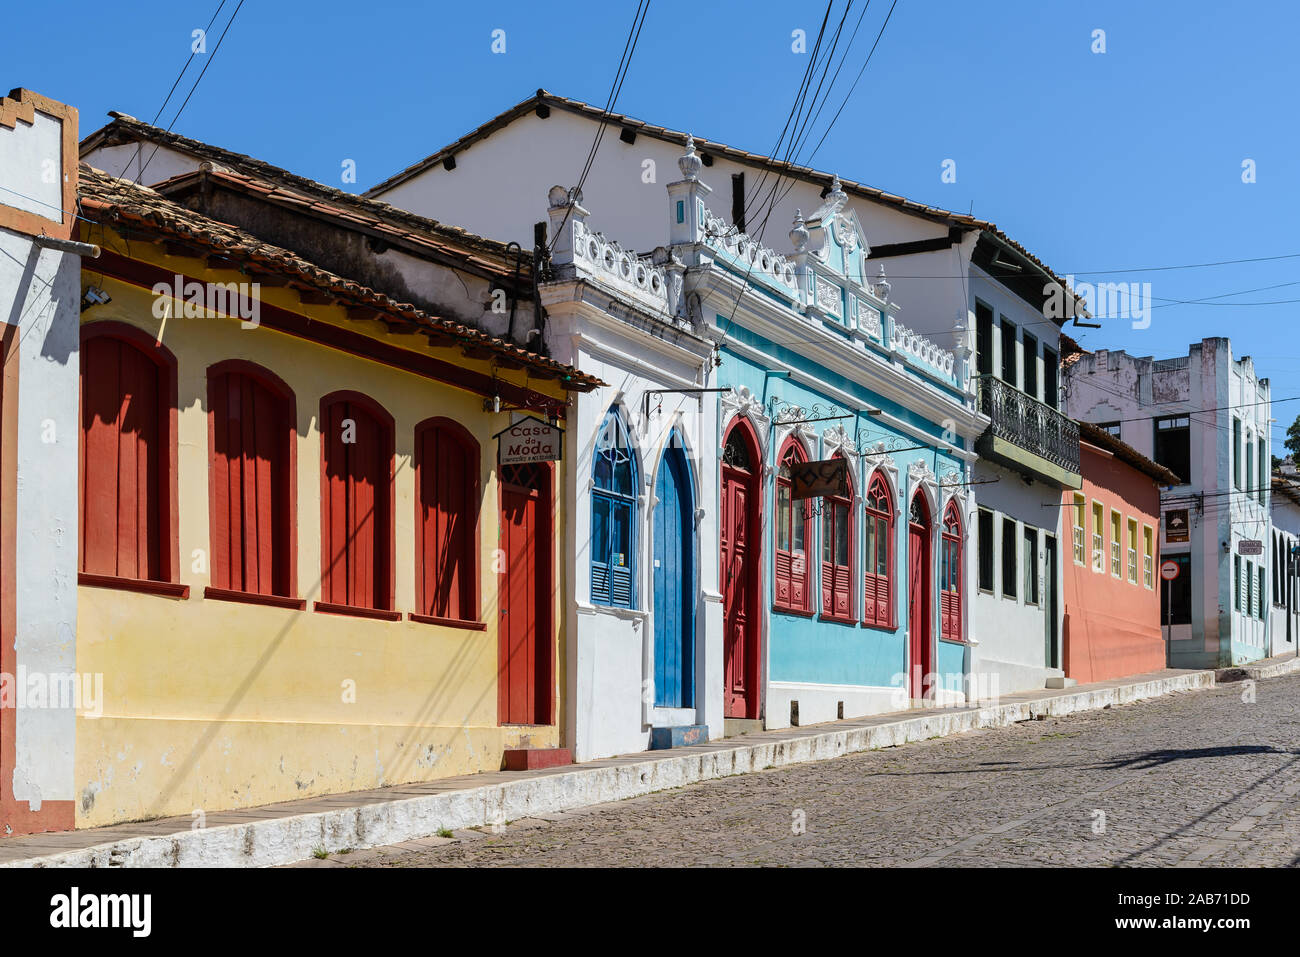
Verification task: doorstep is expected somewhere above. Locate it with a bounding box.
[0,666,1218,869]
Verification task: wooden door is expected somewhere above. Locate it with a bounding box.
[653,443,694,708]
[1044,535,1059,668]
[908,496,932,700]
[721,424,760,720]
[499,463,551,725]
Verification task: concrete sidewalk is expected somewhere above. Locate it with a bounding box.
[0,666,1221,868]
[1215,648,1300,682]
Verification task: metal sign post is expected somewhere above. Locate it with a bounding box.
[1160,559,1180,652]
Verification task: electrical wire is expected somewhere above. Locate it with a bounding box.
[135,0,248,185]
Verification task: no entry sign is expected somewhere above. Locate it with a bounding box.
[1160,560,1180,581]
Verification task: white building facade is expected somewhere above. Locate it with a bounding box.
[365,92,1086,696]
[1064,337,1272,668]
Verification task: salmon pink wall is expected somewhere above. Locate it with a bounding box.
[1062,442,1165,683]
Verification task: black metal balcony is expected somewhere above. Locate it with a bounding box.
[976,374,1081,487]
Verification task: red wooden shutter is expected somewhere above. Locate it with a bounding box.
[321,397,391,609]
[80,335,163,580]
[210,369,291,596]
[419,423,476,620]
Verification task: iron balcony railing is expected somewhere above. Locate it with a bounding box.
[976,374,1080,477]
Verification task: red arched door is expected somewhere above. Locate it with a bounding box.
[721,421,761,719]
[908,492,933,700]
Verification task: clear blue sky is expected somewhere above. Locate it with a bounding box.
[5,1,1298,430]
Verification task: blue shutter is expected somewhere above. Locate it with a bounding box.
[591,494,611,604]
[610,500,632,605]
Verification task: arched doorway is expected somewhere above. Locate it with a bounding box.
[721,419,761,719]
[653,434,695,708]
[908,491,933,700]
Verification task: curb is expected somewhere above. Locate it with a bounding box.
[1216,654,1300,683]
[4,669,1216,868]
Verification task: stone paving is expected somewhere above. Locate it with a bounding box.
[328,672,1300,868]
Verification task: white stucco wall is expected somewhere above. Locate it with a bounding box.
[0,223,81,810]
[1065,338,1272,666]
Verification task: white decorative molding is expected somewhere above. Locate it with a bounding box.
[822,424,856,458]
[890,321,956,377]
[699,205,799,293]
[719,385,771,462]
[814,275,843,316]
[572,219,670,314]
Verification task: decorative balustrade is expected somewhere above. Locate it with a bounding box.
[890,321,956,377]
[571,219,672,313]
[698,206,799,294]
[976,374,1080,476]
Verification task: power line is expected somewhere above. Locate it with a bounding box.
[136,0,248,185]
[546,1,651,256]
[119,0,228,180]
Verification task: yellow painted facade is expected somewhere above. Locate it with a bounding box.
[75,237,568,828]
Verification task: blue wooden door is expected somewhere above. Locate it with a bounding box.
[653,441,694,707]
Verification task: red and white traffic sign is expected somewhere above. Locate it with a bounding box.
[1160,560,1180,581]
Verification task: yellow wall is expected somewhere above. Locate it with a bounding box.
[75,243,568,828]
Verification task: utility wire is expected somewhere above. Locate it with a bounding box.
[118,0,228,180]
[135,0,248,185]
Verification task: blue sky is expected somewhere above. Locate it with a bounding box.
[5,1,1298,430]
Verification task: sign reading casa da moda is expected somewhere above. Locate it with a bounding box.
[496,415,563,465]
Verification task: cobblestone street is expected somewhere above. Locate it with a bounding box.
[334,672,1300,868]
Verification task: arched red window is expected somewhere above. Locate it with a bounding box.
[79,323,178,585]
[207,361,296,600]
[862,470,894,628]
[941,500,963,641]
[319,392,395,614]
[820,453,854,620]
[774,438,812,612]
[415,418,480,624]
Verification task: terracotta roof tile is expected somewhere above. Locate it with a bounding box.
[76,165,601,392]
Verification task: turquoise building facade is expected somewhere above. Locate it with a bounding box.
[669,142,990,729]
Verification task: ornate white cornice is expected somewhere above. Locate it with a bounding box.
[822,424,856,458]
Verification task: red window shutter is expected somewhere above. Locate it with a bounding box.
[80,336,163,580]
[821,560,833,616]
[775,550,791,607]
[419,424,476,620]
[834,564,850,617]
[210,369,291,596]
[322,398,391,610]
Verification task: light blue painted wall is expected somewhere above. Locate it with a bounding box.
[717,326,967,691]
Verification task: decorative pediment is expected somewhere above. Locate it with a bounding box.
[719,385,771,461]
[773,405,816,448]
[822,424,856,458]
[860,440,899,475]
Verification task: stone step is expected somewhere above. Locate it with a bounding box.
[502,747,573,771]
[648,724,709,750]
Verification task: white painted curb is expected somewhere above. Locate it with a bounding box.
[1216,655,1300,682]
[5,670,1216,868]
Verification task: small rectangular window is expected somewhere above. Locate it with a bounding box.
[1098,421,1121,438]
[978,508,994,591]
[1258,437,1267,504]
[1142,525,1153,589]
[1002,517,1017,599]
[1071,493,1085,565]
[1127,518,1138,584]
[1023,526,1038,605]
[1043,348,1059,409]
[1091,501,1104,573]
[1110,509,1122,578]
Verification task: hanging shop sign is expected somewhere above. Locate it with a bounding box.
[495,416,563,465]
[790,458,850,500]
